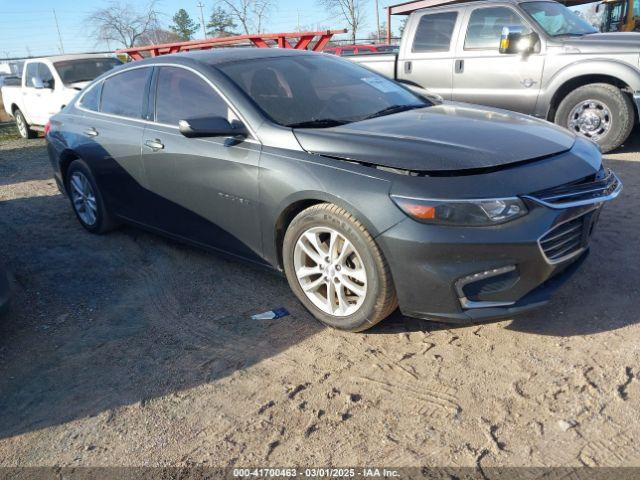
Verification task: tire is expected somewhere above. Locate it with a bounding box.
[555,83,634,153]
[283,203,397,332]
[65,159,118,234]
[14,109,37,139]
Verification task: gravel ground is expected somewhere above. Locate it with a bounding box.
[0,133,639,473]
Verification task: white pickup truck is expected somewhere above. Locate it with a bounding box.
[1,54,121,138]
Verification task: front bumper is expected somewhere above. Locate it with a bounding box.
[377,176,621,323]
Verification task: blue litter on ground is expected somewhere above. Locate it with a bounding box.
[251,307,290,320]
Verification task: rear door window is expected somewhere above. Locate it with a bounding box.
[100,68,150,119]
[154,66,228,125]
[412,11,458,52]
[465,7,527,50]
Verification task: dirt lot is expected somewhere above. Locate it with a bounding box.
[0,132,639,473]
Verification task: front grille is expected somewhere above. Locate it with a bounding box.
[539,211,599,262]
[529,168,620,207]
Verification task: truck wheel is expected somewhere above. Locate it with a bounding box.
[283,203,398,332]
[14,109,37,139]
[555,83,633,153]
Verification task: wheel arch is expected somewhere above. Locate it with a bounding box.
[58,149,82,191]
[542,60,640,121]
[272,191,381,270]
[547,75,631,122]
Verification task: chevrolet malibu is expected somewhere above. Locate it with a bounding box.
[46,49,621,331]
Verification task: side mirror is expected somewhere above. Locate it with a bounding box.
[32,77,45,89]
[179,116,248,139]
[499,27,540,55]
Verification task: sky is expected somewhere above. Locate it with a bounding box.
[0,0,402,59]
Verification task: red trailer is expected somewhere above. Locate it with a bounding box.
[117,30,347,60]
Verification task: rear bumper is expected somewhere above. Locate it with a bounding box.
[377,199,609,324]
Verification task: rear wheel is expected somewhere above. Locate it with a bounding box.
[555,83,634,153]
[65,160,118,234]
[283,204,397,332]
[14,109,36,139]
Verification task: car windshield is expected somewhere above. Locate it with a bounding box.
[53,58,122,85]
[216,54,429,128]
[521,1,598,36]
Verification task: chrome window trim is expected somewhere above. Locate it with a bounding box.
[75,63,260,142]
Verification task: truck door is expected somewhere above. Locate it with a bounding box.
[397,10,460,100]
[451,6,544,114]
[23,62,57,126]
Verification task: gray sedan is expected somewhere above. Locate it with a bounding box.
[45,49,620,331]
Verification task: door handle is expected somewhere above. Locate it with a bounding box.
[144,139,164,151]
[404,61,412,74]
[454,59,464,74]
[84,127,98,137]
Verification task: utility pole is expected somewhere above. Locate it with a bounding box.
[297,10,300,31]
[374,0,381,43]
[197,1,207,39]
[53,9,65,54]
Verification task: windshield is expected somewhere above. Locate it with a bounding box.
[53,58,122,85]
[217,54,429,128]
[521,1,598,36]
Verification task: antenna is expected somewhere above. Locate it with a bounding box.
[53,9,65,54]
[197,1,207,39]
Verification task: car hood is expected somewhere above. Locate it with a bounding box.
[557,32,640,52]
[293,103,576,172]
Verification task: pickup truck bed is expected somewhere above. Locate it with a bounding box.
[348,53,397,80]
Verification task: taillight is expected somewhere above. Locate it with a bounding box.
[44,121,51,137]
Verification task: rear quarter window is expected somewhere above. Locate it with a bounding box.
[412,11,458,52]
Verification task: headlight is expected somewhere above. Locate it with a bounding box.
[391,195,527,226]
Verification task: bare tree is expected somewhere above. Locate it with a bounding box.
[320,0,367,43]
[87,1,161,49]
[136,28,181,46]
[219,0,272,34]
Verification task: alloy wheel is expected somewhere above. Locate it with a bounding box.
[293,226,368,317]
[567,99,612,141]
[69,171,98,226]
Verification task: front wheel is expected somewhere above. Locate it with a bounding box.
[14,109,37,139]
[555,83,634,153]
[283,204,398,332]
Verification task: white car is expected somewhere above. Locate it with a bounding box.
[1,54,121,138]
